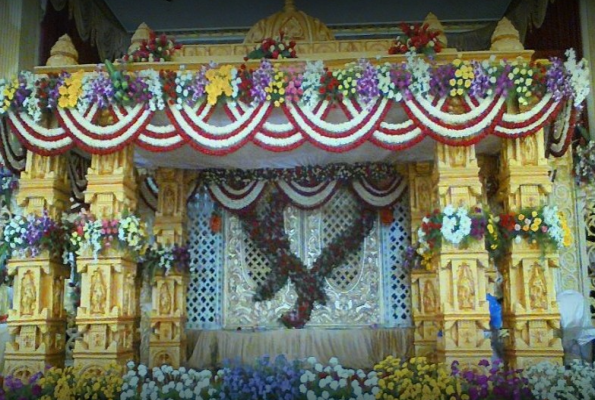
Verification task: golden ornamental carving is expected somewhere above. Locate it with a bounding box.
[244,0,334,44]
[158,283,172,315]
[90,269,107,314]
[457,263,475,310]
[528,263,548,310]
[20,271,36,316]
[521,135,538,166]
[423,13,447,47]
[422,280,437,313]
[47,34,79,66]
[490,18,524,51]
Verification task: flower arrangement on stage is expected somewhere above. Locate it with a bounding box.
[143,243,190,279]
[2,210,65,259]
[68,210,148,259]
[417,205,487,255]
[239,192,376,328]
[375,356,464,399]
[388,23,443,57]
[498,205,572,250]
[2,357,595,400]
[573,127,595,188]
[122,32,182,63]
[300,357,380,400]
[245,32,297,60]
[0,52,588,120]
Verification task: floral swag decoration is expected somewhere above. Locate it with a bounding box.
[0,50,588,157]
[238,192,376,328]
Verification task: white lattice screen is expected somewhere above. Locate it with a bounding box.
[186,190,223,330]
[186,187,411,329]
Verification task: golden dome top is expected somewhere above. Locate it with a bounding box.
[244,0,334,44]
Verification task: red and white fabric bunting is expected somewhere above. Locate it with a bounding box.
[4,95,573,157]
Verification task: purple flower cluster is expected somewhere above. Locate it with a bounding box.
[13,73,32,108]
[190,63,215,104]
[219,355,304,400]
[546,58,572,102]
[250,60,274,104]
[402,245,422,270]
[85,69,115,109]
[495,64,514,98]
[469,62,493,99]
[429,64,455,98]
[2,371,43,399]
[172,244,191,272]
[356,59,380,105]
[24,211,59,256]
[470,214,487,240]
[390,63,413,99]
[453,359,534,400]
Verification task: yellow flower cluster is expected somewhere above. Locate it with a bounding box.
[374,356,466,400]
[38,364,124,400]
[487,215,499,251]
[449,59,474,97]
[560,212,572,247]
[519,210,543,233]
[335,69,358,98]
[265,67,286,107]
[508,61,535,106]
[1,79,17,113]
[205,65,236,105]
[58,70,85,108]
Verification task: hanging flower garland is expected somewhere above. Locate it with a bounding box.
[67,210,148,260]
[239,192,376,328]
[196,162,397,186]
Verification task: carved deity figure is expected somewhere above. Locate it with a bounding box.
[423,280,437,313]
[159,283,172,315]
[20,271,36,316]
[90,269,107,314]
[521,135,537,166]
[529,263,548,310]
[457,264,475,310]
[163,186,176,216]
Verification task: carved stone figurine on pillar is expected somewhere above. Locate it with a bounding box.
[149,169,190,369]
[498,130,564,368]
[73,145,140,372]
[432,144,492,366]
[3,36,77,380]
[408,163,439,361]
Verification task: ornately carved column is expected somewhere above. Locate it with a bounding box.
[408,163,439,360]
[498,130,564,368]
[73,147,139,371]
[432,144,491,365]
[149,168,189,368]
[4,152,70,379]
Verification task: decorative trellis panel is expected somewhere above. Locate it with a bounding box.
[186,187,412,329]
[186,191,224,330]
[380,194,412,327]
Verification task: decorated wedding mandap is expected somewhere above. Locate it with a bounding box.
[0,0,594,398]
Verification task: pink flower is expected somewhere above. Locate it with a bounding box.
[541,225,548,233]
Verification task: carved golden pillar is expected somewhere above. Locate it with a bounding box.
[149,168,189,368]
[408,163,439,360]
[73,146,139,371]
[4,152,70,379]
[498,130,564,368]
[432,144,492,366]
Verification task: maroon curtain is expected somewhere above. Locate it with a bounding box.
[39,2,101,66]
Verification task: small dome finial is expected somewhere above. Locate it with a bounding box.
[284,0,296,12]
[47,34,78,66]
[490,18,524,51]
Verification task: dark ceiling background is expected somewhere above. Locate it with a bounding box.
[103,0,512,32]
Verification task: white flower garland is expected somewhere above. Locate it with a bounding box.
[564,48,591,107]
[440,205,472,245]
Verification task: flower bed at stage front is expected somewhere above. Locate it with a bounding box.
[1,357,594,400]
